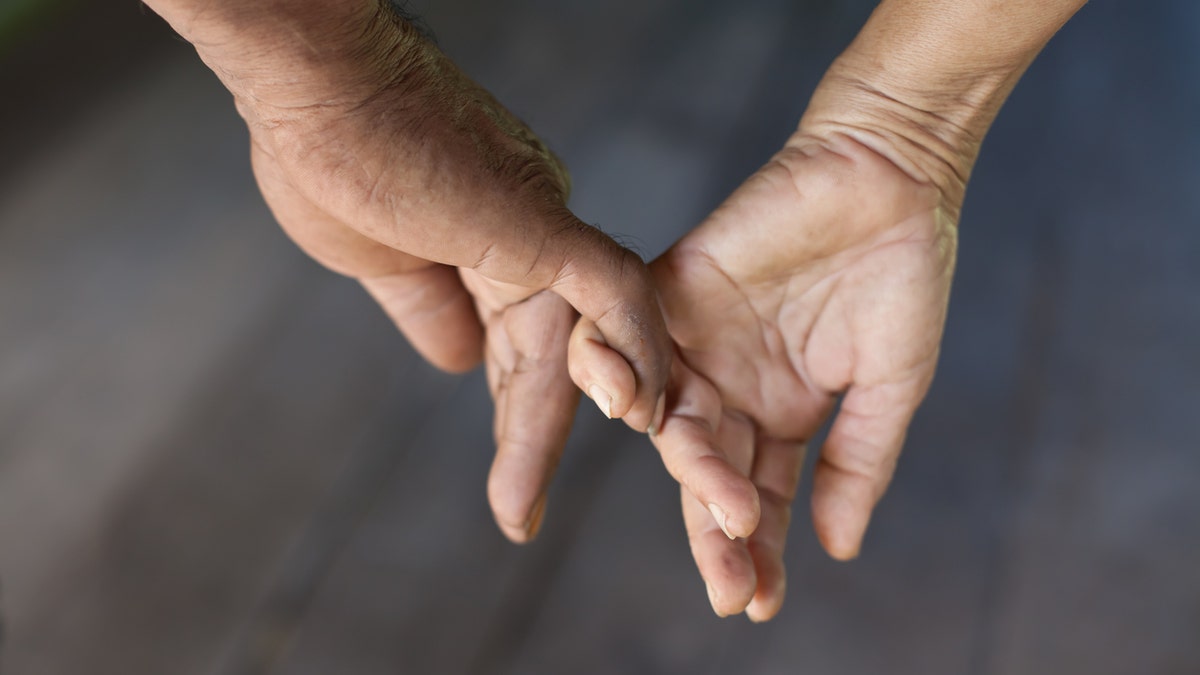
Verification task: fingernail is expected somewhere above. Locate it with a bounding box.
[746,606,774,624]
[587,385,612,419]
[647,392,666,436]
[524,494,548,540]
[708,503,735,540]
[705,581,725,618]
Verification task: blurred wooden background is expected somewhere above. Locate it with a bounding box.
[0,1,1197,673]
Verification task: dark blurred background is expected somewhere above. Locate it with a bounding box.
[1,1,1197,673]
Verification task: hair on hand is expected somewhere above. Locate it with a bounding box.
[387,0,437,43]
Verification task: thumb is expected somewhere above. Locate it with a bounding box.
[254,49,673,424]
[446,207,671,433]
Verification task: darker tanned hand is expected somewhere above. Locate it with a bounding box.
[144,0,671,542]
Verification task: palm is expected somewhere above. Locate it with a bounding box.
[650,133,956,620]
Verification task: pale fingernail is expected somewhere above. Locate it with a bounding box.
[587,384,612,419]
[708,503,735,540]
[705,581,725,618]
[647,392,666,436]
[524,494,548,540]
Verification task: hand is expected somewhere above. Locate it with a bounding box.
[631,130,956,620]
[654,132,956,619]
[148,0,671,541]
[635,0,1083,619]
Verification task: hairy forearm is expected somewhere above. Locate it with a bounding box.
[142,0,367,44]
[141,0,424,113]
[802,0,1088,203]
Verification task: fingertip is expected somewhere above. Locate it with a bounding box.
[525,492,549,541]
[700,460,761,540]
[823,528,864,562]
[705,581,727,618]
[491,492,548,545]
[690,529,757,618]
[810,455,881,561]
[488,494,529,545]
[745,581,785,623]
[656,414,761,540]
[731,490,762,540]
[745,540,787,623]
[497,521,531,545]
[822,538,863,562]
[810,382,921,561]
[487,460,547,545]
[426,346,484,374]
[402,328,485,375]
[811,492,868,561]
[360,270,485,373]
[707,494,760,541]
[707,503,736,540]
[702,574,755,620]
[568,319,637,420]
[587,384,613,419]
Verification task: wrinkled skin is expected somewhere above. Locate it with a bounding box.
[149,0,671,542]
[152,0,967,620]
[651,131,957,620]
[569,128,957,620]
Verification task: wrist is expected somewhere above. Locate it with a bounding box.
[798,0,1087,213]
[797,60,988,213]
[146,0,372,51]
[147,0,422,116]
